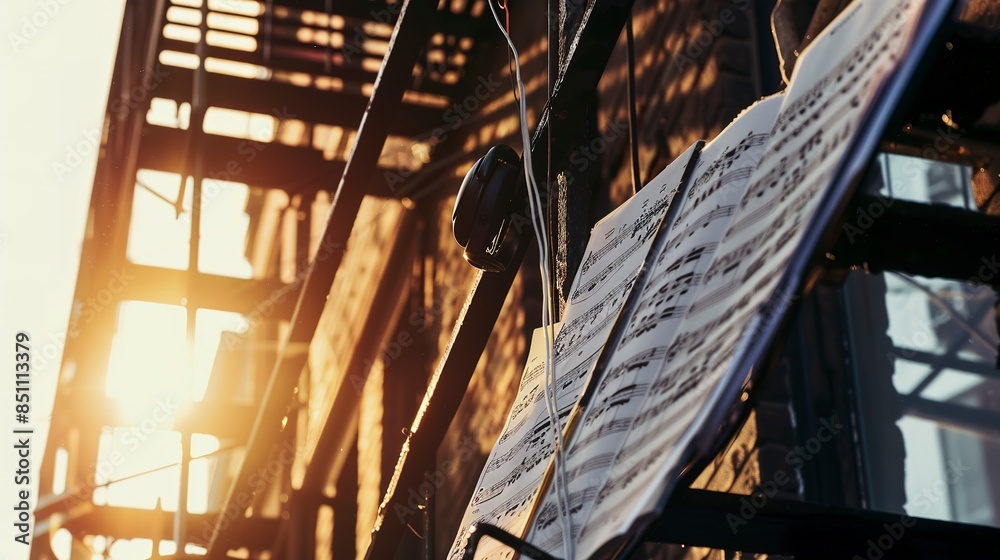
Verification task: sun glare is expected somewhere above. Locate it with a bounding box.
[105,301,189,425]
[99,163,253,517]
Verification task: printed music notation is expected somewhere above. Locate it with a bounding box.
[486,416,558,475]
[476,441,556,505]
[553,2,928,557]
[596,347,665,394]
[677,130,767,224]
[527,92,785,553]
[580,383,650,429]
[578,182,676,279]
[501,388,544,443]
[452,1,929,556]
[535,486,599,532]
[446,143,701,560]
[556,276,635,359]
[447,329,558,560]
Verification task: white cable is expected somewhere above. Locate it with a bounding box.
[488,0,562,546]
[488,2,574,558]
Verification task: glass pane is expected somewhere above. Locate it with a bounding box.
[106,302,247,414]
[193,307,248,400]
[126,170,192,270]
[877,153,975,209]
[198,178,254,278]
[105,301,189,423]
[95,428,181,511]
[846,271,1000,527]
[187,433,221,514]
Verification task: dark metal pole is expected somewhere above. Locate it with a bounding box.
[625,13,641,194]
[205,1,439,554]
[176,0,208,548]
[364,2,639,557]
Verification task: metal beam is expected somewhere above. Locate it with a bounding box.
[32,3,170,554]
[296,214,417,493]
[54,505,278,548]
[176,402,260,440]
[893,347,1000,380]
[363,264,529,560]
[269,207,418,556]
[205,1,440,555]
[647,488,1000,558]
[829,194,1000,283]
[158,37,456,97]
[154,68,446,137]
[157,38,396,91]
[136,125,405,198]
[255,0,482,26]
[253,0,404,23]
[118,263,295,317]
[905,398,1000,443]
[363,1,639,557]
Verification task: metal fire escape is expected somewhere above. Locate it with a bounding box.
[33,0,496,557]
[34,0,1000,558]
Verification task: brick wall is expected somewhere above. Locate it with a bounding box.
[302,196,409,558]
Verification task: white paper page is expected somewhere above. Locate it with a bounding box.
[571,1,928,557]
[446,143,699,560]
[527,94,784,553]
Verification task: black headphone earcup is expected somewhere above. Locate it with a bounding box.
[478,144,519,180]
[465,163,517,271]
[452,145,523,272]
[453,156,485,246]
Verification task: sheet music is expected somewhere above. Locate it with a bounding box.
[526,94,784,553]
[541,1,927,557]
[446,144,700,560]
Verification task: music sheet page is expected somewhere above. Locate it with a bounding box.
[565,1,928,557]
[446,143,701,560]
[527,93,784,553]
